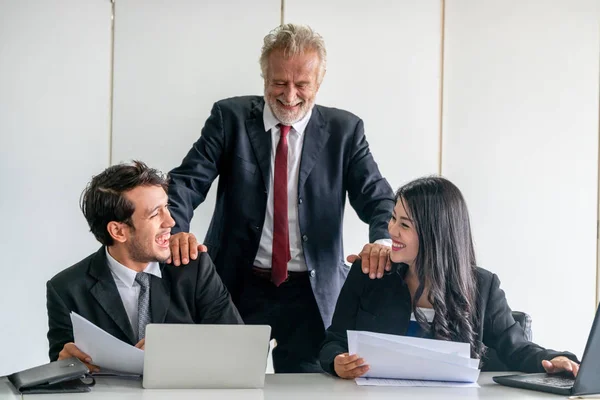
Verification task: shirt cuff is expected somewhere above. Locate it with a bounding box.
[374,238,392,247]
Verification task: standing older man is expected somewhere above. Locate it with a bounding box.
[167,24,394,373]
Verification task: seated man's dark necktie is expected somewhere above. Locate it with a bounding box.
[271,124,291,286]
[135,272,151,341]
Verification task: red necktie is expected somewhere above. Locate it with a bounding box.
[271,124,291,286]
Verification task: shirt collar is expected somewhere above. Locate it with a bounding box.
[105,247,162,288]
[263,98,313,136]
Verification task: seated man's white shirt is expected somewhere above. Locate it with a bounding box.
[105,248,162,336]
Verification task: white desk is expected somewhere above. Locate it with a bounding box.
[1,373,566,399]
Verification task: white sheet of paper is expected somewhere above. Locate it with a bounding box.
[348,330,481,383]
[356,377,480,388]
[351,331,479,369]
[349,330,470,357]
[71,312,144,374]
[359,341,480,382]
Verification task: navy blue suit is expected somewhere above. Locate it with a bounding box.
[167,96,394,371]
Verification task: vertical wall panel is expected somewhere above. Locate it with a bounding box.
[0,0,111,375]
[286,0,442,257]
[443,0,600,355]
[112,0,280,241]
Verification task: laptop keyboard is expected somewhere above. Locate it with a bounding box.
[523,376,574,388]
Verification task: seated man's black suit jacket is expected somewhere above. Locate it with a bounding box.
[47,247,242,361]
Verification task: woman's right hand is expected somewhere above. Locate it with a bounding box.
[334,353,369,379]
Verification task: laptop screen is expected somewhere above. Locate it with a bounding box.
[572,305,600,396]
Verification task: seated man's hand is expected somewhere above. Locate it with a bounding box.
[542,356,580,377]
[58,342,100,373]
[334,353,369,379]
[135,339,145,350]
[167,232,208,266]
[346,243,391,279]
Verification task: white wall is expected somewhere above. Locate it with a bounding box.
[111,0,280,241]
[443,0,600,356]
[0,1,112,375]
[285,0,442,257]
[112,0,441,259]
[1,0,599,375]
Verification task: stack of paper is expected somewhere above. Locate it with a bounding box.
[347,330,480,386]
[71,312,144,375]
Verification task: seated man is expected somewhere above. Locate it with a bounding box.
[46,161,242,371]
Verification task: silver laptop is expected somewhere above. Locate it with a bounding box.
[142,324,271,389]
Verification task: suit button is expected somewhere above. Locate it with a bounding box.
[310,270,316,278]
[302,235,308,242]
[255,226,260,231]
[298,198,303,204]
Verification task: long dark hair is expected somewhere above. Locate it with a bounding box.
[396,176,484,358]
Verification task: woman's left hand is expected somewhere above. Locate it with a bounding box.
[542,356,579,377]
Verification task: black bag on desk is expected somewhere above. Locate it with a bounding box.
[8,357,94,394]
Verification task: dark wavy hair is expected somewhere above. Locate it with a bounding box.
[80,161,168,246]
[396,176,484,358]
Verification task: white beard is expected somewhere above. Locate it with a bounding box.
[266,96,314,125]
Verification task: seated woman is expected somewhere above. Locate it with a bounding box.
[319,176,579,379]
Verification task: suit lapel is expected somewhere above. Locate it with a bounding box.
[387,265,412,335]
[88,248,136,344]
[298,107,330,190]
[150,269,170,324]
[245,100,272,191]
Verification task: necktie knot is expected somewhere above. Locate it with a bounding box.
[135,272,150,289]
[279,124,291,138]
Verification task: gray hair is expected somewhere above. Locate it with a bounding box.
[260,23,327,84]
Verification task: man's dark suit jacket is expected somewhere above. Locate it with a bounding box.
[167,96,395,328]
[47,247,242,361]
[319,261,578,375]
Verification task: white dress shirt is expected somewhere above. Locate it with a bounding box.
[105,248,162,335]
[254,102,391,272]
[254,102,312,272]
